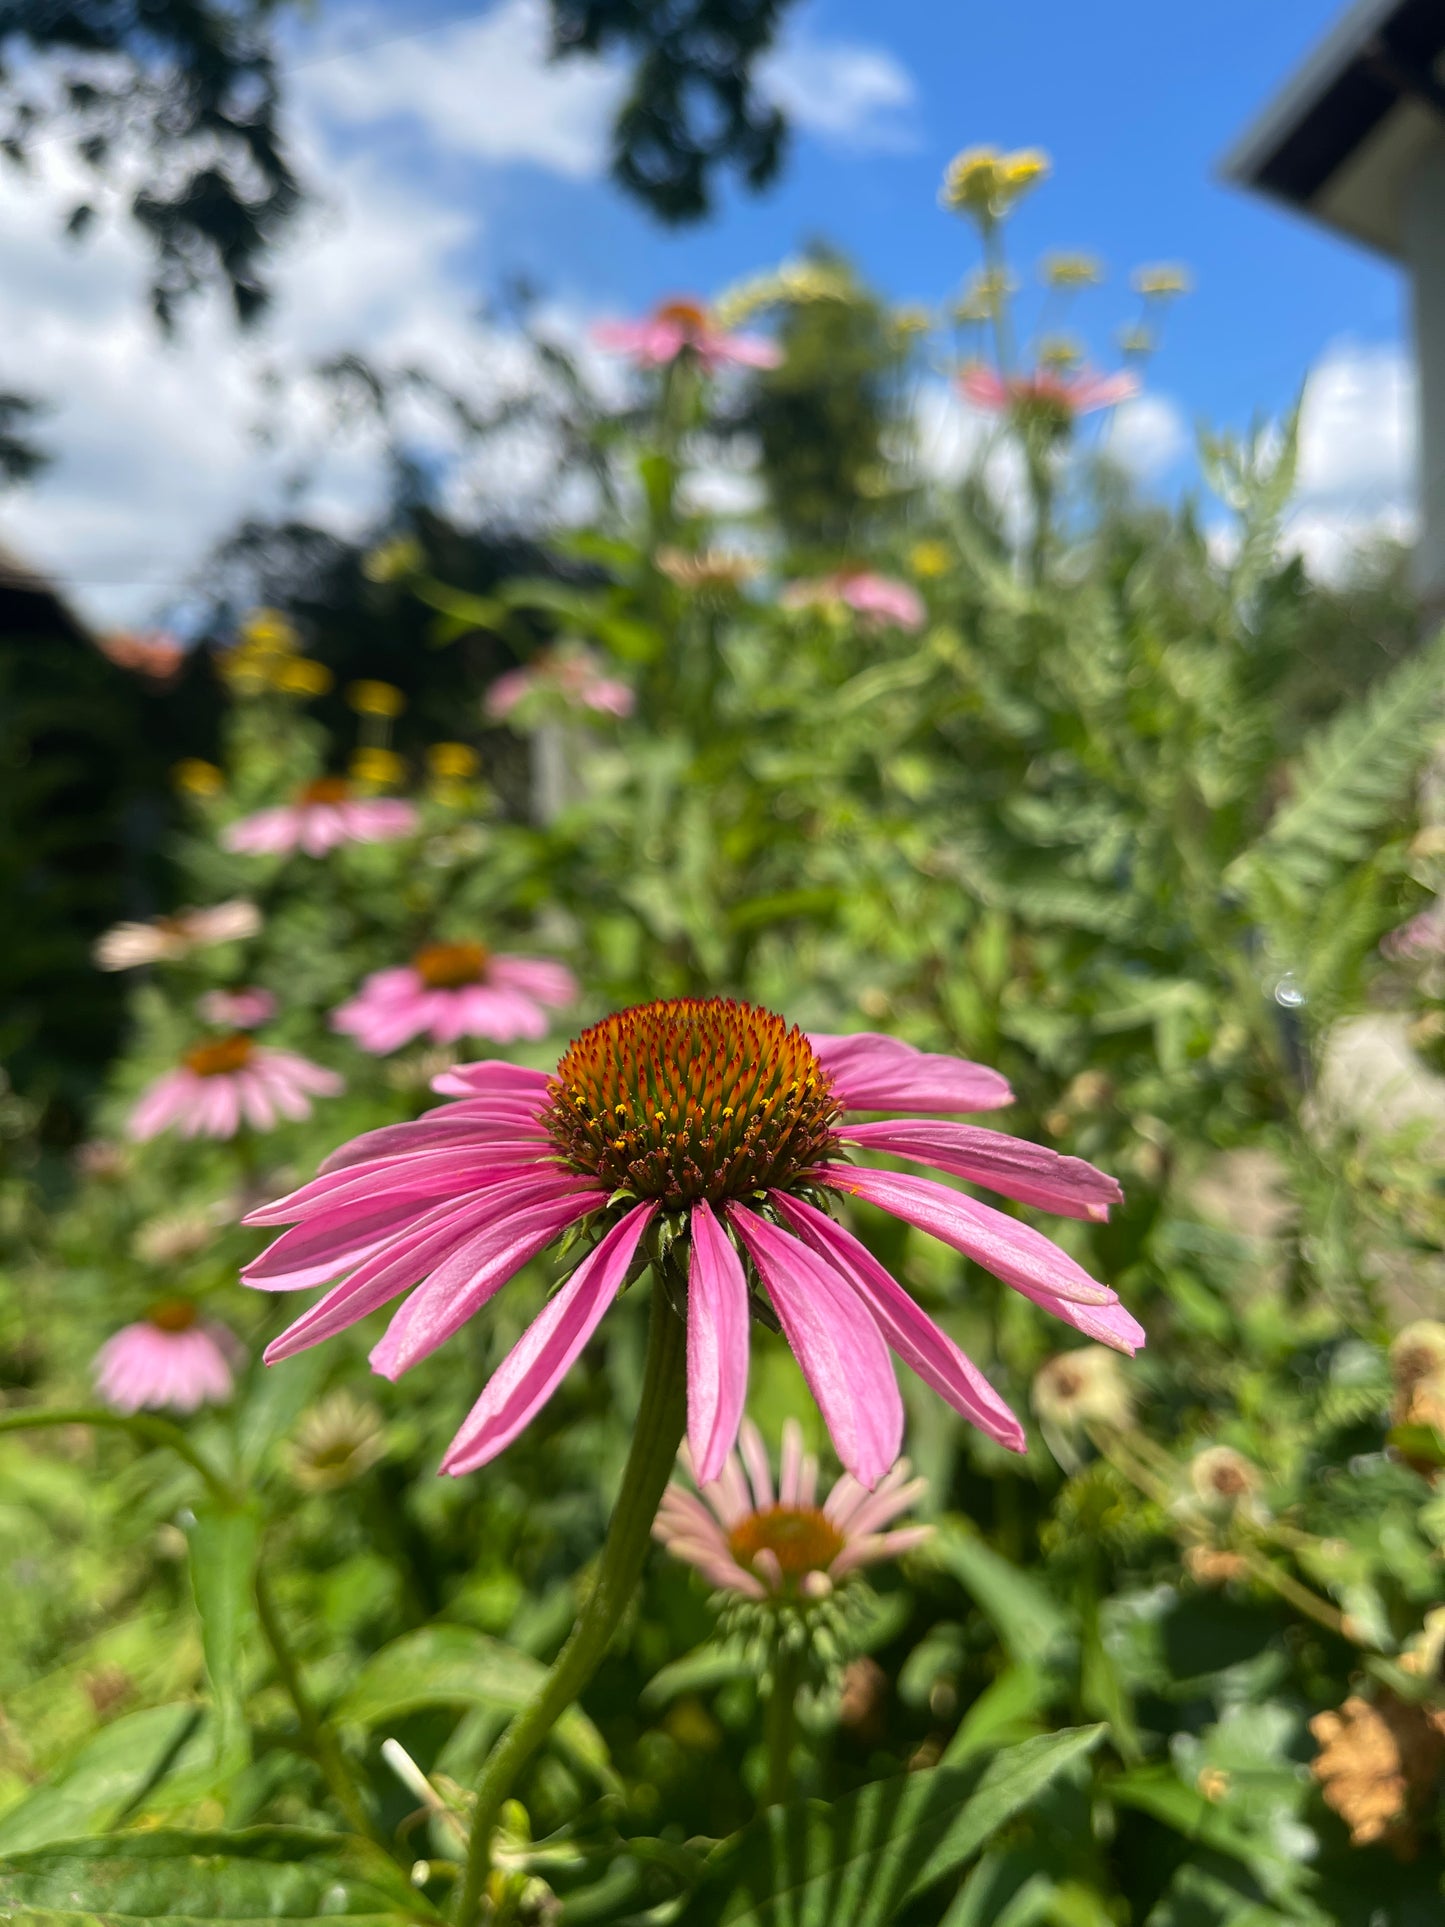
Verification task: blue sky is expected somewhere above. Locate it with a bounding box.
[0,0,1418,622]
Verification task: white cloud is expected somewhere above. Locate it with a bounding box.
[1281,340,1417,581]
[1106,393,1188,482]
[298,0,623,178]
[760,21,919,153]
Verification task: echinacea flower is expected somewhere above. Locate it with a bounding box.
[129,1035,343,1140]
[655,1417,930,1601]
[332,943,577,1053]
[94,1302,241,1414]
[97,630,186,683]
[244,998,1138,1486]
[593,298,781,376]
[781,571,926,634]
[94,899,260,971]
[485,648,634,723]
[197,986,277,1029]
[222,779,418,858]
[960,365,1138,424]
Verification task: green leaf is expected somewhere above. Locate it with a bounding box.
[334,1624,615,1789]
[941,1665,1053,1768]
[1108,1766,1316,1908]
[0,1705,211,1853]
[1387,1422,1445,1468]
[641,1642,756,1712]
[187,1500,262,1769]
[0,1827,438,1923]
[685,1725,1105,1926]
[929,1524,1076,1667]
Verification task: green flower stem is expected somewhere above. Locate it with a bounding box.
[0,1408,381,1846]
[452,1278,689,1927]
[763,1638,802,1808]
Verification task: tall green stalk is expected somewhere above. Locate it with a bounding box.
[452,1278,689,1927]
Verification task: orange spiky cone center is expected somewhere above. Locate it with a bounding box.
[148,1298,199,1333]
[184,1034,255,1077]
[414,941,490,989]
[655,298,709,334]
[729,1505,846,1576]
[543,997,840,1207]
[298,776,351,805]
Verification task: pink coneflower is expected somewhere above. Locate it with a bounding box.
[97,630,186,683]
[197,986,278,1029]
[1382,910,1445,963]
[486,648,634,723]
[244,999,1138,1486]
[129,1035,343,1140]
[655,1418,930,1601]
[332,943,577,1053]
[781,571,926,634]
[959,364,1138,424]
[94,900,260,971]
[94,1302,241,1414]
[593,298,781,376]
[222,778,418,859]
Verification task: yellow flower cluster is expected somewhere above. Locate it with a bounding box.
[1133,263,1191,298]
[346,679,407,719]
[714,258,852,326]
[172,758,225,798]
[218,607,333,700]
[940,146,1050,224]
[427,742,480,780]
[349,746,407,789]
[1038,334,1084,371]
[362,536,425,584]
[952,267,1015,324]
[1042,251,1103,289]
[908,540,952,580]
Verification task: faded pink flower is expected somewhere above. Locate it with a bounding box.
[97,630,186,683]
[782,571,926,634]
[486,648,634,723]
[94,900,261,971]
[94,1302,242,1413]
[129,1036,343,1140]
[244,1000,1138,1485]
[332,942,577,1053]
[655,1417,931,1601]
[223,778,418,859]
[1382,911,1445,963]
[198,986,277,1029]
[959,364,1138,421]
[593,298,781,376]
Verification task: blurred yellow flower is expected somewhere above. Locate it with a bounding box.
[350,746,407,788]
[1042,251,1103,289]
[1117,324,1155,357]
[172,758,225,797]
[238,607,298,653]
[941,145,1050,222]
[347,679,407,718]
[362,536,424,583]
[427,741,480,780]
[892,304,933,338]
[1038,334,1084,371]
[1003,149,1050,191]
[1133,263,1191,298]
[908,540,952,579]
[272,658,334,697]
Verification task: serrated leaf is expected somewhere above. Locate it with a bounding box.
[0,1826,438,1924]
[0,1705,211,1853]
[685,1726,1105,1927]
[334,1624,615,1789]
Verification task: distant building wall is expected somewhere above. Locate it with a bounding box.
[1406,147,1445,615]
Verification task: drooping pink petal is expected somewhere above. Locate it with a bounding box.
[369,1190,601,1378]
[836,1120,1122,1221]
[776,1194,1026,1452]
[685,1200,751,1485]
[727,1205,902,1489]
[243,1194,476,1290]
[315,1114,548,1177]
[432,1061,554,1101]
[809,1032,1012,1114]
[488,956,578,1006]
[820,1165,1115,1308]
[440,1203,657,1474]
[243,1145,566,1226]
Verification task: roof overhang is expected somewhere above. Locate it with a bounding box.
[1220,0,1445,261]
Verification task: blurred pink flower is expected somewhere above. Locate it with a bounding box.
[1382,911,1445,963]
[782,570,926,634]
[959,364,1138,419]
[94,899,260,971]
[332,943,577,1053]
[97,630,186,683]
[94,1303,241,1414]
[242,1000,1137,1484]
[486,649,634,722]
[655,1417,931,1601]
[129,1036,343,1140]
[593,297,781,376]
[197,986,277,1028]
[223,778,418,858]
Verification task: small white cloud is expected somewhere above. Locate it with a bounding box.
[761,19,919,153]
[1282,339,1417,581]
[299,0,623,179]
[1106,392,1188,482]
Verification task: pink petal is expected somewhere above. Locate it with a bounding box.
[809,1033,1012,1114]
[488,956,578,1006]
[837,1120,1122,1221]
[820,1165,1114,1308]
[431,1061,553,1101]
[316,1114,548,1176]
[243,1195,465,1290]
[369,1191,600,1378]
[776,1194,1026,1452]
[244,1145,564,1226]
[685,1201,751,1484]
[738,1417,774,1511]
[778,1417,804,1508]
[727,1205,902,1489]
[440,1203,657,1474]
